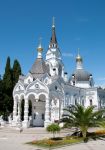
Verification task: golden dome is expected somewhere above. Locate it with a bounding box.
[76,48,82,62]
[37,46,43,52]
[37,37,43,52]
[76,54,83,62]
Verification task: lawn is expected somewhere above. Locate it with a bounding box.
[27,129,105,149]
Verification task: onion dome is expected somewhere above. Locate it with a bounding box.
[72,69,91,81]
[76,48,83,62]
[37,38,43,52]
[29,39,49,79]
[30,58,49,79]
[76,54,83,62]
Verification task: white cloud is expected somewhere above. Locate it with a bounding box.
[62,53,74,57]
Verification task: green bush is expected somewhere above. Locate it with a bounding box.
[46,123,61,138]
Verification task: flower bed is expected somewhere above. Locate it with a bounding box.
[95,130,105,135]
[27,137,83,148]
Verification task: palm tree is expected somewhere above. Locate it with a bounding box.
[98,121,105,129]
[62,104,105,139]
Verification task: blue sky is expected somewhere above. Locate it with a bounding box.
[0,0,105,86]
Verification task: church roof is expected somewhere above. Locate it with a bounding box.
[29,58,49,79]
[71,69,91,82]
[49,17,58,48]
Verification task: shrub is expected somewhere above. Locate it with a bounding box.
[46,123,61,138]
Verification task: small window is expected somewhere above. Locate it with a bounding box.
[75,99,77,105]
[34,106,36,110]
[28,79,30,83]
[34,113,36,119]
[82,100,84,106]
[55,86,57,90]
[90,99,93,106]
[73,81,75,85]
[42,114,45,120]
[18,86,21,90]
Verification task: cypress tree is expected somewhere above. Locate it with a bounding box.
[12,59,21,87]
[0,75,3,114]
[3,57,12,91]
[3,57,13,116]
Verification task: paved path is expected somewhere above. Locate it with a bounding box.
[0,127,105,150]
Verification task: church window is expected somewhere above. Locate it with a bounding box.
[35,84,39,89]
[75,99,77,105]
[18,86,21,90]
[82,100,84,106]
[90,99,93,106]
[34,106,36,109]
[55,86,57,90]
[42,114,45,120]
[73,81,75,85]
[34,113,36,119]
[28,79,31,83]
[45,79,48,84]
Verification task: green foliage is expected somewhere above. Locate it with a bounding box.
[3,57,12,90]
[0,77,3,112]
[0,57,22,117]
[62,104,105,138]
[28,137,83,148]
[98,121,105,129]
[46,123,60,138]
[12,59,21,86]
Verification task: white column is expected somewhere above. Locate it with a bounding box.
[44,97,51,127]
[71,95,74,105]
[13,99,17,121]
[23,97,29,128]
[60,100,63,118]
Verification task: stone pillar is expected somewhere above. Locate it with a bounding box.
[13,99,17,121]
[44,97,51,128]
[59,99,64,128]
[23,97,29,128]
[12,98,18,126]
[71,95,74,105]
[60,100,64,118]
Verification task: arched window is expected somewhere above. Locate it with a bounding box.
[90,99,93,106]
[75,99,77,105]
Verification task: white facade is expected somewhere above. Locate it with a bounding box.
[12,20,105,128]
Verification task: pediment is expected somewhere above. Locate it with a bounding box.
[24,73,33,84]
[26,79,49,92]
[14,82,24,92]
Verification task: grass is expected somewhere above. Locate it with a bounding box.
[27,137,83,148]
[27,129,105,149]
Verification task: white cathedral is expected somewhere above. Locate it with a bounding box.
[12,19,105,128]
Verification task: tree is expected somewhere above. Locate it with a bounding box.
[62,104,105,139]
[3,57,12,91]
[0,75,3,114]
[3,57,13,115]
[46,123,61,138]
[98,121,105,129]
[12,59,21,87]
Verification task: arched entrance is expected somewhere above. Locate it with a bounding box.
[32,94,45,127]
[21,99,24,121]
